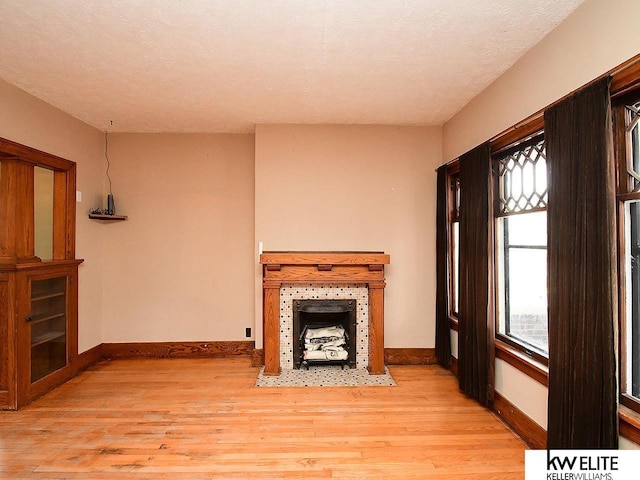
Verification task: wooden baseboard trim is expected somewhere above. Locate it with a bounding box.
[450,355,458,377]
[384,348,436,365]
[102,341,255,359]
[253,347,436,367]
[252,348,265,367]
[253,348,435,367]
[75,344,105,372]
[0,391,9,410]
[493,391,546,449]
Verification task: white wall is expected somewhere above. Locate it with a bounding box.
[100,133,255,343]
[254,124,442,349]
[443,0,640,448]
[0,78,105,353]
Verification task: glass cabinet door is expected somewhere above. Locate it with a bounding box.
[29,276,67,382]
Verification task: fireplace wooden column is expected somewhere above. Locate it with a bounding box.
[367,281,386,375]
[262,279,281,376]
[260,251,390,376]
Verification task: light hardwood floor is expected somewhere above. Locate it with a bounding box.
[0,358,526,479]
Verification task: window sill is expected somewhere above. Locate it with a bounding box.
[620,405,640,445]
[495,340,548,387]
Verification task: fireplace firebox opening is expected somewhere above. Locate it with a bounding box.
[293,299,357,370]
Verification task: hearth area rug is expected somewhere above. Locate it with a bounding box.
[255,365,396,387]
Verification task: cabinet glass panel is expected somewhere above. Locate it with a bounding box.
[30,276,67,382]
[34,166,54,261]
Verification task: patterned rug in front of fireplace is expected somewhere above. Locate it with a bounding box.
[254,365,396,387]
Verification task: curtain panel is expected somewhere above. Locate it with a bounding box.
[458,142,494,406]
[436,165,451,368]
[545,77,618,449]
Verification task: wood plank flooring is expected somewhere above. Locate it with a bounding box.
[0,358,526,479]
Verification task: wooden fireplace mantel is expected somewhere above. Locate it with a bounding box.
[260,251,390,376]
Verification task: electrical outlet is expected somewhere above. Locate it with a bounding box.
[245,327,252,338]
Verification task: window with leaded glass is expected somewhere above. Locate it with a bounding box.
[494,134,548,361]
[617,96,640,413]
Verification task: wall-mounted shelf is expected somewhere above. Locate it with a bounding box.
[88,214,127,221]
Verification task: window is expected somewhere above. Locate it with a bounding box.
[617,96,640,413]
[449,168,460,317]
[494,135,548,362]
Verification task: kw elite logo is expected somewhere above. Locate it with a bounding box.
[545,450,617,480]
[525,450,640,479]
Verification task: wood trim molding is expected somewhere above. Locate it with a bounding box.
[19,344,440,368]
[620,406,640,446]
[263,265,387,284]
[252,348,265,367]
[74,344,105,372]
[102,341,254,359]
[491,117,544,155]
[495,341,548,387]
[260,251,390,266]
[493,391,547,449]
[64,165,77,259]
[450,356,458,377]
[449,317,459,331]
[384,348,436,365]
[255,348,436,367]
[0,136,76,170]
[611,54,640,98]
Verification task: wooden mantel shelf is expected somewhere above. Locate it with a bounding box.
[259,251,389,376]
[260,251,390,280]
[260,251,390,266]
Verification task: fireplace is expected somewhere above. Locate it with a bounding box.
[293,299,357,369]
[279,283,369,370]
[260,251,390,375]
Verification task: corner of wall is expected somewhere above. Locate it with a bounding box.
[0,77,106,352]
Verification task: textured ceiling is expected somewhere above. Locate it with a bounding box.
[0,0,585,133]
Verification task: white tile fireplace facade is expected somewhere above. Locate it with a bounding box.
[279,284,369,370]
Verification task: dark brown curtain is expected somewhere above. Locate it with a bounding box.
[458,142,494,407]
[545,77,618,449]
[436,165,451,368]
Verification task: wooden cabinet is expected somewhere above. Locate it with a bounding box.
[0,137,82,410]
[1,261,81,409]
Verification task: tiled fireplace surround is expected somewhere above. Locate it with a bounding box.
[280,284,369,370]
[260,251,390,376]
